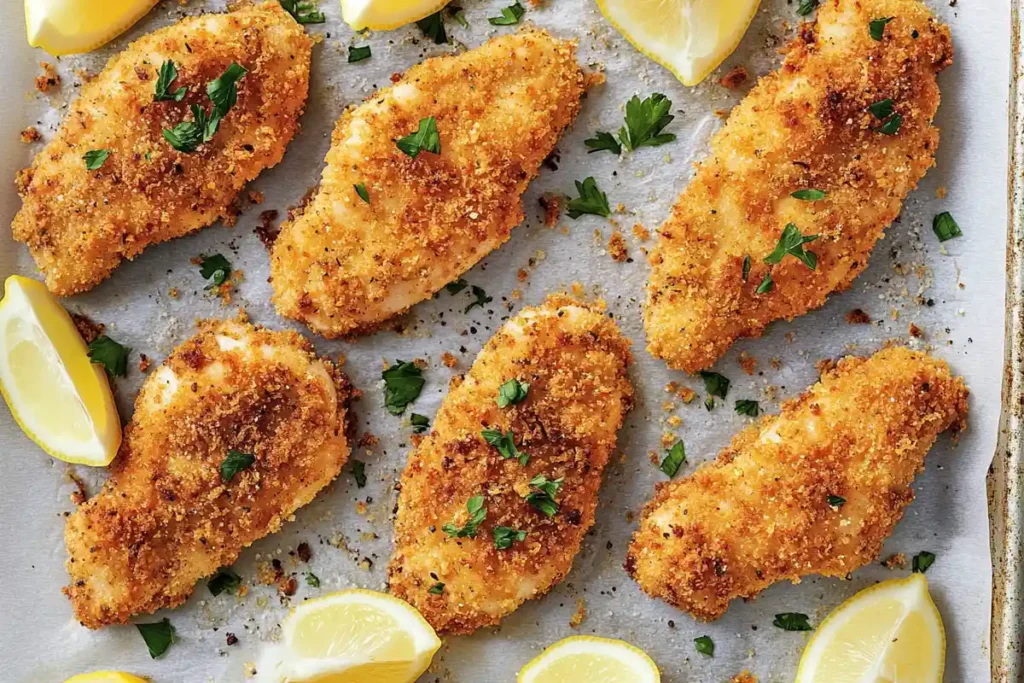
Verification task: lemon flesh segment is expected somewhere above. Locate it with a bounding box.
[518,636,661,683]
[24,0,159,56]
[0,276,121,466]
[795,573,945,683]
[65,673,148,683]
[257,588,442,683]
[596,0,761,86]
[340,0,452,31]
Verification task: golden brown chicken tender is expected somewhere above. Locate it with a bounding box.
[13,2,312,296]
[626,347,967,621]
[388,295,633,634]
[64,320,350,628]
[270,30,586,338]
[644,0,953,372]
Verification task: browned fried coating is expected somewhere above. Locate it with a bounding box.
[388,295,633,634]
[626,347,967,621]
[64,320,349,628]
[644,0,953,372]
[13,2,312,296]
[270,30,586,338]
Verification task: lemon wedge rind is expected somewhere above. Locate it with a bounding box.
[517,635,660,683]
[25,0,160,56]
[64,672,148,683]
[340,0,452,31]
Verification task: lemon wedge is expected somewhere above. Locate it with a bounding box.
[65,673,148,683]
[795,573,945,682]
[596,0,761,86]
[517,635,661,683]
[255,589,442,683]
[0,276,121,466]
[340,0,451,31]
[24,0,159,56]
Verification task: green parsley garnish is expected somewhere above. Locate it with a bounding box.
[525,474,563,517]
[464,285,492,313]
[694,635,714,656]
[83,149,111,171]
[497,378,529,408]
[932,212,962,242]
[735,399,760,416]
[482,427,529,466]
[87,335,131,377]
[350,459,367,488]
[912,551,936,573]
[879,114,903,135]
[306,572,321,588]
[797,0,819,15]
[417,10,448,44]
[442,495,487,538]
[137,618,175,658]
[742,255,751,282]
[208,568,241,596]
[584,131,622,155]
[488,2,525,25]
[162,104,214,153]
[397,117,441,159]
[220,450,256,482]
[199,253,231,289]
[448,5,469,28]
[428,581,445,594]
[280,0,326,24]
[699,371,730,399]
[587,94,676,155]
[493,526,527,549]
[870,17,894,41]
[567,177,611,219]
[791,189,826,201]
[445,279,468,295]
[660,441,686,477]
[868,98,895,120]
[354,183,370,203]
[154,60,187,102]
[207,62,247,119]
[756,271,774,294]
[348,45,372,63]
[827,494,846,507]
[773,612,813,631]
[765,223,819,269]
[411,413,430,433]
[382,360,425,415]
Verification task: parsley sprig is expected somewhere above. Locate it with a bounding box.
[83,149,110,171]
[280,0,326,24]
[493,526,527,549]
[417,10,448,44]
[488,2,525,25]
[497,379,529,408]
[199,253,232,290]
[220,450,256,482]
[88,335,131,377]
[765,223,819,269]
[137,619,176,658]
[397,117,441,159]
[585,93,676,154]
[208,568,242,596]
[382,360,425,415]
[443,495,487,538]
[660,441,686,477]
[162,63,247,153]
[154,60,187,102]
[525,474,563,517]
[567,177,611,219]
[482,427,529,466]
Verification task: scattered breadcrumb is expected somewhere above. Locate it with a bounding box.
[296,542,312,563]
[441,351,458,368]
[20,127,41,144]
[719,65,748,89]
[68,472,88,506]
[357,432,379,448]
[540,193,562,227]
[569,598,587,628]
[738,351,757,376]
[882,553,907,570]
[71,313,105,344]
[632,223,650,241]
[607,231,628,262]
[35,62,60,92]
[846,308,872,324]
[816,358,837,376]
[278,576,298,597]
[660,432,676,448]
[909,323,923,338]
[138,354,151,373]
[731,673,758,683]
[936,186,947,199]
[247,190,264,205]
[255,210,280,249]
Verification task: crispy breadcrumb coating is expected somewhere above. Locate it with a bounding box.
[64,320,350,628]
[644,0,953,372]
[13,3,312,296]
[270,30,586,338]
[388,295,633,634]
[626,347,967,621]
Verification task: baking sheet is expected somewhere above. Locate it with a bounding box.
[0,0,1009,681]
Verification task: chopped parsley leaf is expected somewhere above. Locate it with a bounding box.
[83,149,110,171]
[493,526,527,549]
[206,62,247,120]
[797,0,819,15]
[464,285,492,313]
[428,581,445,594]
[87,335,131,377]
[396,116,441,158]
[827,494,846,507]
[350,459,367,488]
[773,612,813,631]
[584,131,622,155]
[567,177,611,219]
[442,495,487,538]
[448,5,469,28]
[497,378,530,408]
[660,441,686,477]
[756,271,774,294]
[417,10,448,44]
[348,45,372,63]
[220,450,256,482]
[411,413,430,433]
[879,114,903,135]
[525,474,563,517]
[704,396,716,412]
[445,278,468,295]
[154,60,187,102]
[791,189,827,201]
[306,572,320,588]
[932,212,962,242]
[382,360,425,415]
[163,104,213,153]
[765,223,819,270]
[137,618,175,658]
[482,427,529,466]
[742,255,752,282]
[735,399,760,417]
[208,568,241,596]
[912,551,936,573]
[870,16,894,41]
[694,635,714,656]
[868,98,895,120]
[619,93,677,151]
[699,371,730,399]
[280,0,326,24]
[488,2,525,25]
[199,253,232,289]
[354,183,370,203]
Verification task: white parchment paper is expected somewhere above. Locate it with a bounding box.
[0,0,1009,681]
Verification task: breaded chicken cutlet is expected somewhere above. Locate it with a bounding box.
[388,295,633,634]
[13,2,312,296]
[644,0,953,372]
[270,30,587,338]
[626,347,967,621]
[64,320,350,628]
